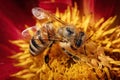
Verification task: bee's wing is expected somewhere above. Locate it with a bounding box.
[22,26,38,40]
[32,7,49,20]
[32,7,67,25]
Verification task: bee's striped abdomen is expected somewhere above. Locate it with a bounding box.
[29,30,48,55]
[29,37,49,56]
[29,22,56,56]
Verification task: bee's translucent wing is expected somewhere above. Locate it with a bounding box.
[32,7,49,20]
[22,26,38,40]
[32,7,67,25]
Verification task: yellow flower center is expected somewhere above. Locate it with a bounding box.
[11,4,120,80]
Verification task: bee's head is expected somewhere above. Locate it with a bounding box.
[58,26,76,40]
[58,26,86,47]
[74,31,85,47]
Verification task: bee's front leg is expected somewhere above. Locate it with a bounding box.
[44,54,51,70]
[61,48,80,62]
[43,41,54,70]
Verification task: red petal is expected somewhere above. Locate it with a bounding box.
[0,12,22,52]
[93,0,120,25]
[0,0,39,52]
[39,0,72,6]
[38,1,72,13]
[94,0,116,20]
[75,0,120,25]
[0,0,36,31]
[0,44,21,80]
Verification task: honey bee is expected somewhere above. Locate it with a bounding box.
[22,7,86,66]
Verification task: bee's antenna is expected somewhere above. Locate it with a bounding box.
[83,33,93,55]
[86,33,93,41]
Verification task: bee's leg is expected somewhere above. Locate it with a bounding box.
[43,41,54,70]
[84,45,87,55]
[44,54,51,70]
[61,48,80,62]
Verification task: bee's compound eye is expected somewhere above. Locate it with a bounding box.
[74,32,85,47]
